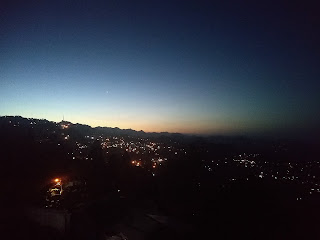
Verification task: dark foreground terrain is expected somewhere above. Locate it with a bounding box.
[1,116,319,239]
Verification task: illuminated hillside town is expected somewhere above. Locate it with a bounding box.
[2,117,319,195]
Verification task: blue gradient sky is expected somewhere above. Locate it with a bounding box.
[1,1,319,136]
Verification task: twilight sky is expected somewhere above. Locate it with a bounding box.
[1,1,319,136]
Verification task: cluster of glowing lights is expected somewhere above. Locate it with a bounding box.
[131,160,141,167]
[61,124,70,129]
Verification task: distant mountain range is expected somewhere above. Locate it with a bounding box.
[0,115,253,144]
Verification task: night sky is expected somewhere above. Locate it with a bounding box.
[1,1,319,136]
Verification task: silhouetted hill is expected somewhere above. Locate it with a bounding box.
[0,115,229,142]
